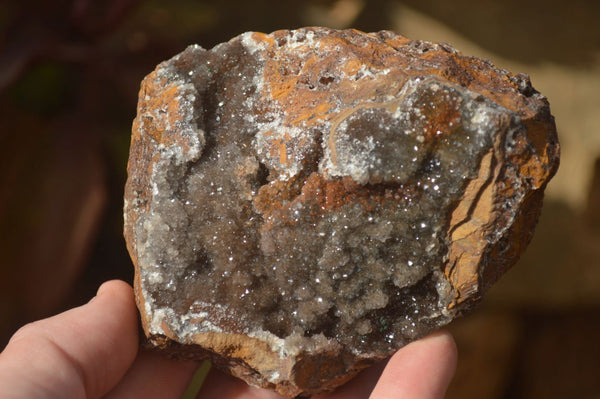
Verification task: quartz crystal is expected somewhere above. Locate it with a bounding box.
[124,28,559,397]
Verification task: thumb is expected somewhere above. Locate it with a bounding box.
[0,280,140,399]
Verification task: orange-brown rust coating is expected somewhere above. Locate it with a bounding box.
[255,172,409,231]
[244,28,559,310]
[240,28,559,310]
[255,28,538,133]
[261,30,410,131]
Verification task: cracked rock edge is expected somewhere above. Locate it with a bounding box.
[123,28,559,397]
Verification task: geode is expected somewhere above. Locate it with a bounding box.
[123,28,559,397]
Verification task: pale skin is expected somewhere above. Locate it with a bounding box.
[0,280,457,399]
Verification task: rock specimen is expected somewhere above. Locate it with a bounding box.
[123,28,559,397]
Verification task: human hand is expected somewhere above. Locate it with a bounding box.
[0,280,457,399]
[199,329,457,399]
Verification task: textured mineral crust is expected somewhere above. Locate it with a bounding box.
[124,28,559,397]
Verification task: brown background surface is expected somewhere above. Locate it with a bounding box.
[1,1,599,397]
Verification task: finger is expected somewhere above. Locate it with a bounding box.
[369,330,457,399]
[103,349,199,399]
[199,357,386,399]
[197,331,455,399]
[0,280,139,399]
[314,359,388,399]
[196,367,287,399]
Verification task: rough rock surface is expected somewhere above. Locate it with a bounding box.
[124,28,559,397]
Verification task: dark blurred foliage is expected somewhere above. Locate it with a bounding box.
[1,1,600,397]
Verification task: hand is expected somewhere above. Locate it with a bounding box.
[200,330,457,399]
[0,280,457,399]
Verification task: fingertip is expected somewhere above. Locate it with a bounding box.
[370,330,458,399]
[87,279,140,372]
[88,280,132,306]
[96,279,134,299]
[420,329,458,371]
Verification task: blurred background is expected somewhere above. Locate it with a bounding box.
[1,0,599,397]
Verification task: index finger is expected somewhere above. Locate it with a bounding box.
[369,330,457,399]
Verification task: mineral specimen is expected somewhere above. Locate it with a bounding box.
[123,28,559,397]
